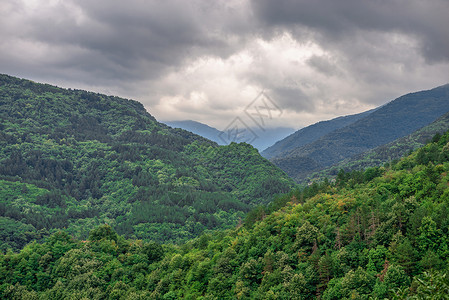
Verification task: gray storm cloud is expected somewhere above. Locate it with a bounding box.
[251,0,449,61]
[1,0,448,129]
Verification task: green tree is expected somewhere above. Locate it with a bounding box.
[418,216,447,257]
[89,225,119,242]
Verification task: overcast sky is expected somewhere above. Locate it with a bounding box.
[1,0,449,130]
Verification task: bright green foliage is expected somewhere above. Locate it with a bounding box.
[393,270,449,299]
[418,216,448,257]
[2,129,449,298]
[89,224,118,242]
[0,74,294,248]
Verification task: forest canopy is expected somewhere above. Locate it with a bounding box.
[0,74,294,250]
[2,114,449,298]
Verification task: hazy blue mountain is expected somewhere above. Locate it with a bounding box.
[251,127,296,151]
[164,120,226,145]
[271,84,449,182]
[261,109,375,159]
[165,120,295,151]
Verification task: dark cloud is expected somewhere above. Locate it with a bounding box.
[250,0,449,62]
[306,55,340,77]
[0,0,250,85]
[0,0,448,128]
[272,86,315,113]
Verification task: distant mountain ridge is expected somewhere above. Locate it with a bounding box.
[261,109,375,159]
[165,120,295,151]
[164,120,225,145]
[306,110,449,183]
[271,84,449,182]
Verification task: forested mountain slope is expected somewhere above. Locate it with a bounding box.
[0,74,294,250]
[272,84,449,182]
[306,110,449,183]
[3,124,449,299]
[261,109,374,159]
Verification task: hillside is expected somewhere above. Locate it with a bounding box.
[306,110,449,183]
[271,84,449,182]
[261,109,375,159]
[2,126,449,299]
[0,74,294,250]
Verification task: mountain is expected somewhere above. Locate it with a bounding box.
[164,120,226,145]
[165,120,295,151]
[271,84,449,182]
[3,128,449,299]
[306,110,449,183]
[261,109,375,159]
[252,127,296,152]
[0,74,295,250]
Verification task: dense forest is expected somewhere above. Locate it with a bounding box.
[0,74,294,250]
[2,74,449,299]
[2,116,449,298]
